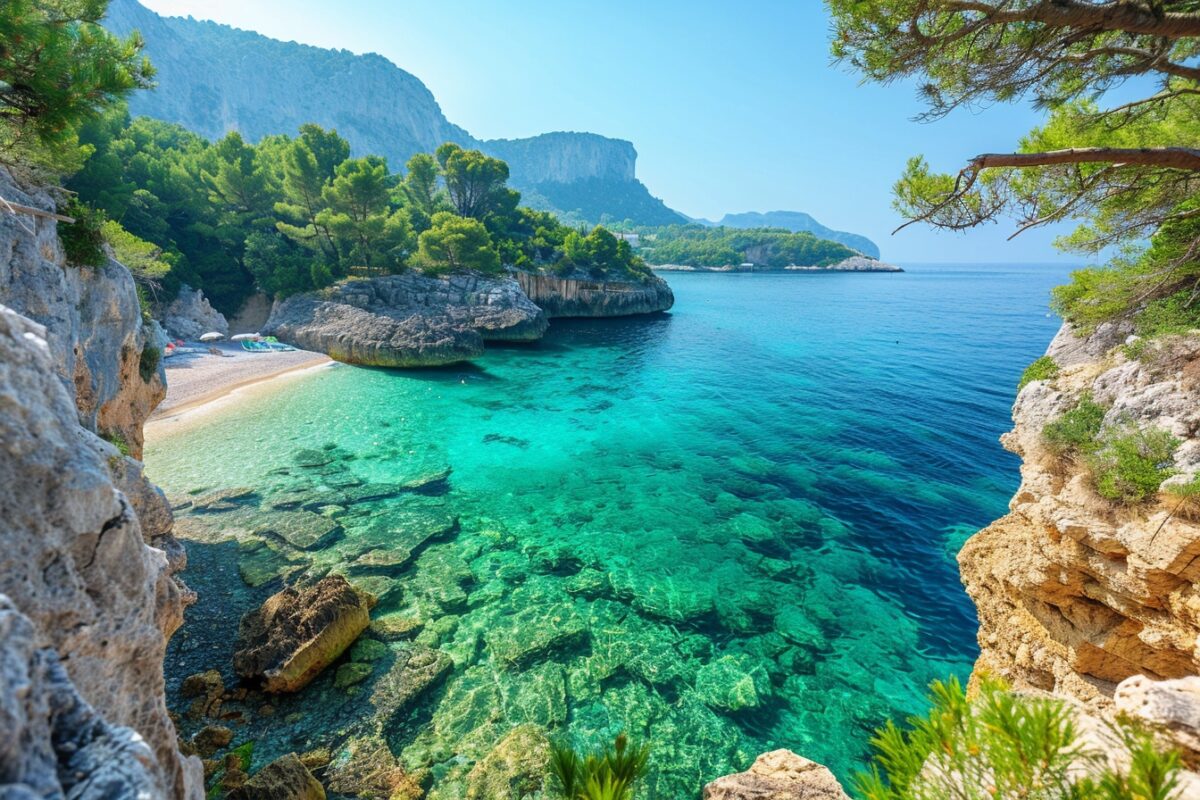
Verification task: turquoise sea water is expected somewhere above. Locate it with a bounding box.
[147,264,1070,797]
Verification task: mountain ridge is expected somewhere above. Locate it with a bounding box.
[103,0,685,225]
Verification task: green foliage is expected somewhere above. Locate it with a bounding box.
[640,224,856,268]
[101,430,130,457]
[828,3,1200,335]
[1042,393,1107,459]
[59,198,108,267]
[435,142,510,220]
[556,226,650,279]
[1087,425,1179,505]
[138,345,161,383]
[1041,392,1178,504]
[1134,291,1200,339]
[549,734,650,800]
[71,119,653,308]
[1018,356,1059,391]
[415,212,501,275]
[0,0,153,172]
[853,676,1182,800]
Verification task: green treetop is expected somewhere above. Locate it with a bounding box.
[0,0,154,172]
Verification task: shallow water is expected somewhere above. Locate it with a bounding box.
[147,264,1070,796]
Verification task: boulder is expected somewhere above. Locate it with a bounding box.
[702,750,849,800]
[1115,675,1200,760]
[326,736,422,800]
[229,754,325,800]
[0,305,201,798]
[263,271,548,367]
[514,269,674,317]
[233,576,371,692]
[163,284,228,340]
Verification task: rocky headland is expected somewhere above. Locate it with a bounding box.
[514,269,674,318]
[653,255,902,273]
[262,268,671,368]
[262,272,548,368]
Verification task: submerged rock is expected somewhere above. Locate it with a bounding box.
[326,736,422,800]
[263,271,548,367]
[369,645,454,715]
[233,576,371,692]
[464,724,551,800]
[485,603,587,668]
[229,753,325,800]
[702,750,849,799]
[254,510,341,550]
[514,269,674,317]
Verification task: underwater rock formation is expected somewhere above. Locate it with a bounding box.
[228,754,325,800]
[263,272,547,367]
[703,750,850,799]
[959,324,1200,750]
[0,166,165,458]
[0,305,201,799]
[514,269,674,317]
[233,575,372,692]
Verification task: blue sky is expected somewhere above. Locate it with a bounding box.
[139,0,1083,264]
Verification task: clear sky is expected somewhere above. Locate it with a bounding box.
[138,0,1083,264]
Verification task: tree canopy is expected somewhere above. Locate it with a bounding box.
[639,224,857,268]
[828,0,1200,333]
[67,110,653,313]
[0,0,153,172]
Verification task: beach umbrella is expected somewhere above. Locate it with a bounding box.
[230,333,261,342]
[199,331,224,342]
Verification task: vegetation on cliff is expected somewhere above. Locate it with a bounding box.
[67,109,652,313]
[855,677,1183,800]
[829,0,1200,339]
[638,224,859,268]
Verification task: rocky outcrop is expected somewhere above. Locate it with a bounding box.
[960,324,1200,720]
[263,271,548,367]
[1115,675,1200,762]
[0,596,161,799]
[0,165,165,458]
[233,575,372,692]
[702,750,850,800]
[514,270,674,318]
[229,754,325,800]
[786,256,902,273]
[163,284,228,340]
[0,305,201,798]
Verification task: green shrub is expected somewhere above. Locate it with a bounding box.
[1042,393,1107,458]
[550,734,650,800]
[1134,290,1200,339]
[59,199,107,267]
[138,345,162,383]
[1018,356,1060,391]
[1088,425,1179,505]
[853,676,1183,800]
[101,431,130,457]
[1161,475,1200,521]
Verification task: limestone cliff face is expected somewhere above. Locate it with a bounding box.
[515,270,675,318]
[0,306,202,799]
[960,323,1200,710]
[0,166,165,458]
[485,132,636,184]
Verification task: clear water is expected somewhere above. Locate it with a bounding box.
[146,264,1069,797]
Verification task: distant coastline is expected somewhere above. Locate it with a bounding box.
[651,255,903,273]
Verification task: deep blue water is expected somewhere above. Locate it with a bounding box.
[147,263,1071,797]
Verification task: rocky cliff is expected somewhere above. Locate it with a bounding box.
[0,306,202,799]
[960,323,1200,710]
[103,0,682,226]
[515,270,675,317]
[0,166,165,458]
[263,271,548,367]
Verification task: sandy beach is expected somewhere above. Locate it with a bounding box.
[148,341,331,425]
